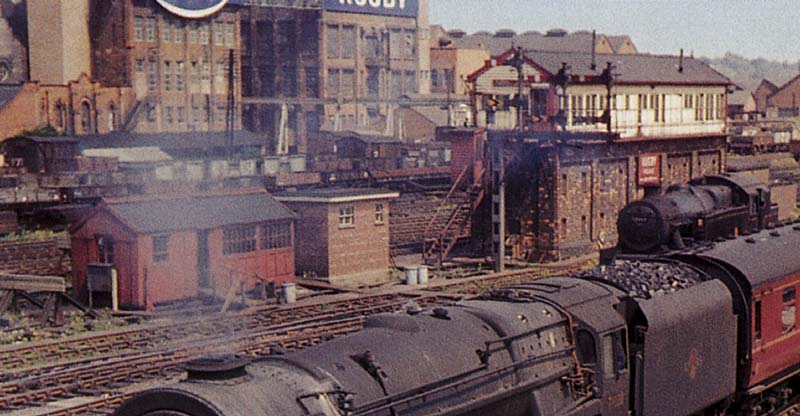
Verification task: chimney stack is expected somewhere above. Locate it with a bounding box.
[678,48,684,73]
[590,30,597,70]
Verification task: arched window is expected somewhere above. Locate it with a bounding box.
[107,102,117,131]
[54,100,65,130]
[80,101,92,133]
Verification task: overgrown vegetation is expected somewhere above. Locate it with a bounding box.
[13,124,60,138]
[0,229,67,242]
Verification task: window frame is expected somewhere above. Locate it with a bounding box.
[223,224,257,255]
[782,287,796,335]
[339,205,355,228]
[261,222,292,250]
[152,234,169,263]
[374,203,384,225]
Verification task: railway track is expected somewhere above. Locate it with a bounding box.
[3,263,585,415]
[0,293,430,370]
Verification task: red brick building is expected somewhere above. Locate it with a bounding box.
[70,191,295,310]
[753,79,778,115]
[276,188,399,286]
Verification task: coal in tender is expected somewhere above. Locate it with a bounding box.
[575,260,703,299]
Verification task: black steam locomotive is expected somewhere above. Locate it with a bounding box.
[114,221,800,416]
[617,173,775,253]
[113,174,800,416]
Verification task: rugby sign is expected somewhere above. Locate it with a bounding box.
[155,0,229,19]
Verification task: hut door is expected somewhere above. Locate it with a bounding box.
[197,230,210,289]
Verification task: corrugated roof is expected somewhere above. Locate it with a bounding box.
[451,30,601,55]
[409,106,449,126]
[82,147,173,163]
[43,131,269,150]
[526,50,731,85]
[104,192,295,233]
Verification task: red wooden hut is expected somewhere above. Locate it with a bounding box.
[69,191,295,310]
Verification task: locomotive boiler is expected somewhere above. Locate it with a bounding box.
[617,173,774,253]
[114,175,800,416]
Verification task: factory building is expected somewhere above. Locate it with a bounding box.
[92,0,242,133]
[230,0,431,153]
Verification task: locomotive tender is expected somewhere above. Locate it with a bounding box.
[114,221,800,416]
[114,174,800,416]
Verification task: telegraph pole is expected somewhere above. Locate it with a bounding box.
[491,47,527,272]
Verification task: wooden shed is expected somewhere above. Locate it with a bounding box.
[69,191,295,310]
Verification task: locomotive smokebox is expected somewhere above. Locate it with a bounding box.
[617,200,670,253]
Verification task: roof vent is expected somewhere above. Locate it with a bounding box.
[494,29,516,38]
[185,354,250,381]
[545,28,568,37]
[447,29,466,39]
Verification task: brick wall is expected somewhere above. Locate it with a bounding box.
[501,135,726,262]
[326,199,391,283]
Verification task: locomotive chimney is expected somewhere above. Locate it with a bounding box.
[185,355,250,381]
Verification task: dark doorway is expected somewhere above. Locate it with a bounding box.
[197,229,210,289]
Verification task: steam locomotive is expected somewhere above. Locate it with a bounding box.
[617,172,775,254]
[113,173,800,416]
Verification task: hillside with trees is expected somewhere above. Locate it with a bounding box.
[703,52,800,92]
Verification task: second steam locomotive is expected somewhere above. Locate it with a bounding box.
[114,174,800,416]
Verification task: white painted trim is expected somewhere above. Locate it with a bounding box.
[275,192,400,203]
[155,0,229,19]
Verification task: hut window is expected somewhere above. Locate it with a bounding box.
[339,205,355,228]
[96,235,114,264]
[152,235,169,263]
[223,225,256,255]
[261,222,291,250]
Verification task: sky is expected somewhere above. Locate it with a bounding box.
[428,0,800,62]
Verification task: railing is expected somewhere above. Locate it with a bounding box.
[422,155,490,267]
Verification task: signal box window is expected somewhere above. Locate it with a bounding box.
[782,287,796,334]
[339,206,355,228]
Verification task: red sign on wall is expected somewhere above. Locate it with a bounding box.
[638,154,661,185]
